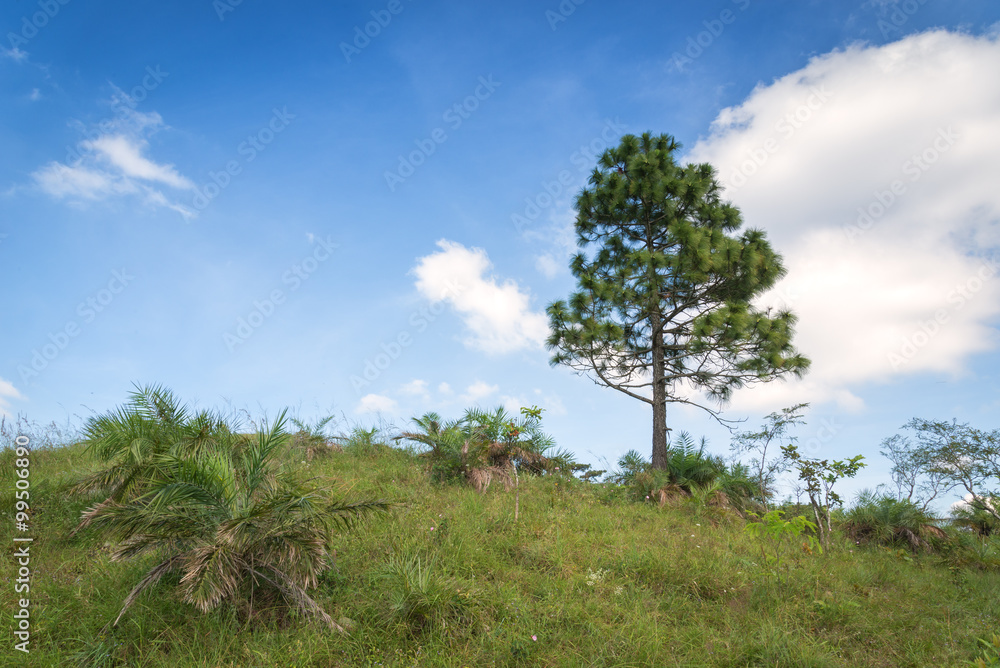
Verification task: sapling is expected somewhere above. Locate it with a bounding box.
[745,509,820,581]
[781,445,865,551]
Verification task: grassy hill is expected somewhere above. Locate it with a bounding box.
[2,428,999,667]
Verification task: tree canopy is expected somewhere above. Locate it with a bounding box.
[546,132,809,469]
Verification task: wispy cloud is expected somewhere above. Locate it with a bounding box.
[0,378,24,418]
[1,46,28,63]
[400,379,429,396]
[84,135,193,190]
[30,102,195,219]
[460,380,499,404]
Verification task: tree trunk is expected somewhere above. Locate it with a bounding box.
[650,327,669,470]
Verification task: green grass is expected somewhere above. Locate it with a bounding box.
[2,439,999,667]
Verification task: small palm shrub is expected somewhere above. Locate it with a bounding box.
[608,433,752,510]
[942,531,1000,572]
[73,384,241,504]
[842,490,941,552]
[338,425,392,456]
[75,389,388,630]
[952,495,1000,537]
[717,461,761,512]
[378,555,469,633]
[400,406,570,492]
[289,415,342,461]
[663,432,724,490]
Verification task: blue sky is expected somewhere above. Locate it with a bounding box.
[2,1,999,509]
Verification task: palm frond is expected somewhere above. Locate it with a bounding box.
[110,554,185,628]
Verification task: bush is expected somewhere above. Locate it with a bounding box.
[378,555,470,633]
[608,432,755,511]
[74,387,388,630]
[399,406,571,491]
[289,415,342,461]
[952,495,1000,537]
[338,425,392,456]
[842,490,941,552]
[942,532,1000,572]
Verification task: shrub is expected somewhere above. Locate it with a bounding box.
[378,555,469,632]
[608,433,755,510]
[942,532,1000,572]
[289,415,342,460]
[75,389,388,630]
[72,384,241,504]
[952,495,1000,537]
[399,406,571,492]
[745,509,820,580]
[338,425,392,456]
[842,490,941,552]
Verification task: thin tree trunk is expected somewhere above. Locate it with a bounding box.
[513,464,519,523]
[650,326,669,470]
[810,497,825,550]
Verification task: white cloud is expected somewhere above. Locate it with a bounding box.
[30,99,194,218]
[535,253,561,278]
[400,379,429,396]
[2,46,28,62]
[412,240,549,354]
[84,135,193,190]
[0,378,24,418]
[500,395,525,414]
[438,382,453,395]
[32,162,136,200]
[29,88,41,101]
[357,393,397,414]
[461,380,499,404]
[951,493,997,514]
[684,30,1000,412]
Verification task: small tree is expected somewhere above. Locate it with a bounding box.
[781,444,865,550]
[879,432,954,511]
[546,132,809,471]
[897,418,1000,525]
[730,403,807,508]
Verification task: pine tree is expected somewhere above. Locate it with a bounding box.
[546,132,809,470]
